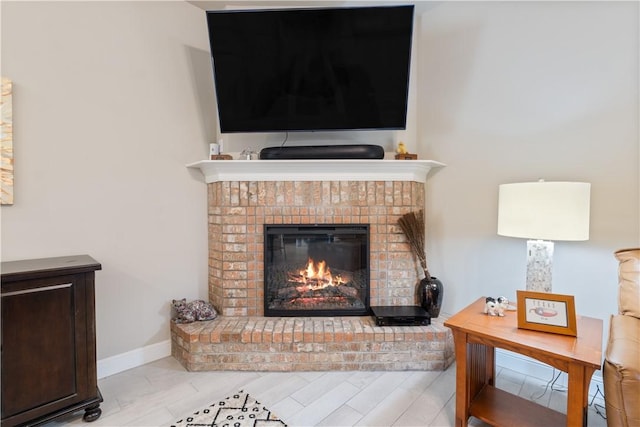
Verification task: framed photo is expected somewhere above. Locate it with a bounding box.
[516,290,577,336]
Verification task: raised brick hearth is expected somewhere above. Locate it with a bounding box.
[172,165,452,371]
[171,316,453,371]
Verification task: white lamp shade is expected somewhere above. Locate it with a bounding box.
[498,181,591,241]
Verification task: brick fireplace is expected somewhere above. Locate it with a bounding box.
[208,179,428,316]
[171,159,453,371]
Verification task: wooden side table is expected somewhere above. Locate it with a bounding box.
[444,297,602,427]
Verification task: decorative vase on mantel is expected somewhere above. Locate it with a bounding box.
[417,276,444,318]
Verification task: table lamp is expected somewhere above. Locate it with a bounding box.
[497,180,591,292]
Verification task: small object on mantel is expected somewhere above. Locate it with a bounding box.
[395,153,418,160]
[210,154,233,160]
[395,141,418,159]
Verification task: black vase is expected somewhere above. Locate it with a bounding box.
[417,276,444,318]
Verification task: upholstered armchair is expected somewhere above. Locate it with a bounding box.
[603,248,640,427]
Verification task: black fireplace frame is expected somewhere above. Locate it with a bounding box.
[263,224,370,317]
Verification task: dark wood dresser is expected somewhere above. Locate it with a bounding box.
[1,255,102,426]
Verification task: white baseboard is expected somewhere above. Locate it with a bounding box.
[496,349,604,397]
[97,339,171,379]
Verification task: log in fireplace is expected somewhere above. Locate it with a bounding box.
[264,224,369,316]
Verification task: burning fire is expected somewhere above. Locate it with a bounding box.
[289,258,347,290]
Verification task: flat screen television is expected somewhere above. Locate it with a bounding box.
[206,5,414,133]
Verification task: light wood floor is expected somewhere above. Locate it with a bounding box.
[45,356,607,426]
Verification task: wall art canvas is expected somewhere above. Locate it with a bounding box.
[1,77,13,205]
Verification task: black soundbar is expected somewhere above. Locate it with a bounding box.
[259,144,384,160]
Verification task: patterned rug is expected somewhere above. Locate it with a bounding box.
[171,390,287,427]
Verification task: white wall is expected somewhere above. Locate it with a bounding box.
[419,1,639,327]
[1,0,638,370]
[1,1,212,359]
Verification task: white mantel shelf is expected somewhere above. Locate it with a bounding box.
[186,159,445,183]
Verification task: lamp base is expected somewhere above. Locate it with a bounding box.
[526,239,554,292]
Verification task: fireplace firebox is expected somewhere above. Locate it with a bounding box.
[264,224,370,316]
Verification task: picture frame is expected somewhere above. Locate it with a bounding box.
[516,290,577,336]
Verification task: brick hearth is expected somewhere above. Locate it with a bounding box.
[171,172,453,371]
[171,316,453,371]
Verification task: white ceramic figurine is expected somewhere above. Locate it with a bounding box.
[484,297,498,316]
[496,296,509,317]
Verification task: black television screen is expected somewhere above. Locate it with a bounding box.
[206,5,414,133]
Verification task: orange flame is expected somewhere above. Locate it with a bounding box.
[290,258,346,289]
